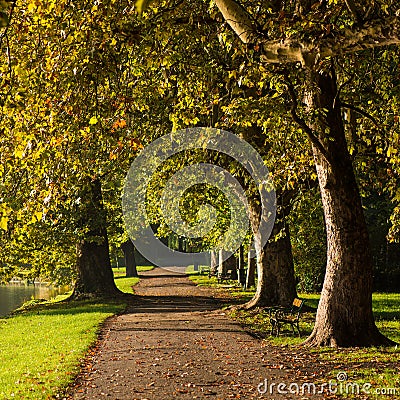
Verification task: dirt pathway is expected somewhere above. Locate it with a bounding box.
[68,268,333,400]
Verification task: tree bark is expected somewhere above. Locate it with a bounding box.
[71,179,121,298]
[214,0,400,65]
[121,240,138,278]
[243,194,297,309]
[245,252,256,289]
[244,215,297,309]
[218,249,236,277]
[210,250,218,275]
[302,67,394,347]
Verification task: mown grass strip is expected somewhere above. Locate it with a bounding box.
[113,265,153,294]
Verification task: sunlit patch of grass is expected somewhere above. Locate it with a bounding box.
[113,266,153,293]
[114,276,140,293]
[299,293,320,309]
[189,273,219,287]
[112,265,154,277]
[189,272,256,302]
[0,300,125,399]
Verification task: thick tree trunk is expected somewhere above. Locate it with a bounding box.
[121,240,138,278]
[244,215,297,309]
[246,252,256,288]
[242,189,297,309]
[303,68,394,347]
[72,179,121,298]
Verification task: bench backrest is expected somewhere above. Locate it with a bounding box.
[293,298,303,309]
[291,298,304,316]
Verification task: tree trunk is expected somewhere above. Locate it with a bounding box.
[303,67,394,347]
[244,213,297,309]
[218,250,237,277]
[72,178,121,298]
[246,252,256,288]
[121,240,138,278]
[210,250,218,275]
[217,249,228,275]
[237,245,245,285]
[243,189,297,309]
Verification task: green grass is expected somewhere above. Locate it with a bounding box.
[112,265,154,278]
[113,265,153,294]
[189,272,255,300]
[0,300,125,399]
[0,269,147,399]
[115,276,140,293]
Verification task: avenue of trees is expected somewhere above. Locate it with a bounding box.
[0,0,400,347]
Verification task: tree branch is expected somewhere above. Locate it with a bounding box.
[284,73,332,164]
[213,0,259,43]
[344,0,363,24]
[259,15,400,65]
[340,101,380,129]
[213,0,400,66]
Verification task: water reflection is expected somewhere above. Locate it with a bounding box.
[0,284,68,317]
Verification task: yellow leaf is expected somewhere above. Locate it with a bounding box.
[32,211,42,222]
[228,70,237,79]
[0,217,8,231]
[89,116,98,125]
[14,148,24,158]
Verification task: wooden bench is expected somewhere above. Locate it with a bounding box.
[270,298,304,337]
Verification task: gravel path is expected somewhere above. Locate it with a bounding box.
[68,268,332,400]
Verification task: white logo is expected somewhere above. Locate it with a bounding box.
[122,127,276,270]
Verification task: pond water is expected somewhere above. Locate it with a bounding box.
[0,284,67,317]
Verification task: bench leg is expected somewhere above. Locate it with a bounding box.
[270,320,280,336]
[296,322,301,337]
[270,321,276,336]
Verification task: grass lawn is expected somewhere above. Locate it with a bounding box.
[112,265,154,278]
[113,265,153,294]
[0,270,147,399]
[0,301,125,399]
[189,273,400,395]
